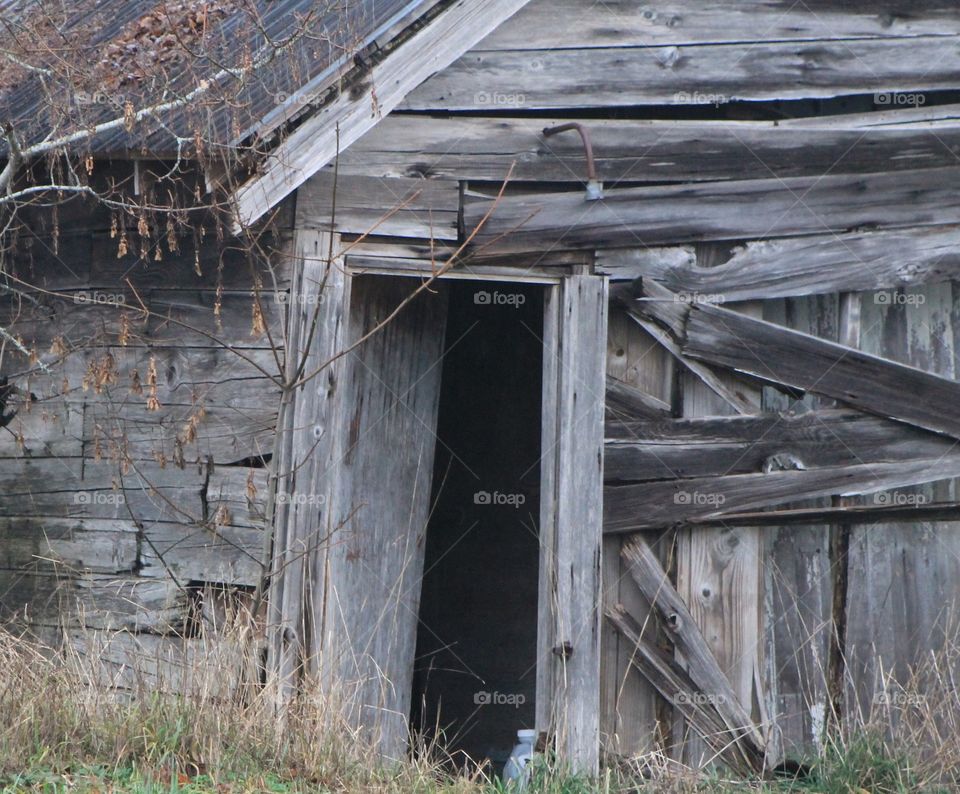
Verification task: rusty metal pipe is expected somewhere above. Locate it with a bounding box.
[542,122,603,200]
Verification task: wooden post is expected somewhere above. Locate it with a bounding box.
[538,274,607,774]
[267,229,349,705]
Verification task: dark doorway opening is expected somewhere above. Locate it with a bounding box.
[411,280,544,769]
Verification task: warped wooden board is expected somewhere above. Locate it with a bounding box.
[539,276,606,774]
[84,402,275,465]
[605,605,763,775]
[479,0,960,50]
[338,114,960,184]
[680,302,960,439]
[464,167,960,254]
[266,230,349,705]
[598,225,960,299]
[604,458,960,533]
[297,171,459,240]
[2,289,285,352]
[403,37,960,110]
[605,409,957,482]
[681,500,960,527]
[232,0,536,229]
[605,375,671,422]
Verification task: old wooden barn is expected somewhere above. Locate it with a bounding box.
[4,0,960,777]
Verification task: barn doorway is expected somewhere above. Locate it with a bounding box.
[410,280,544,769]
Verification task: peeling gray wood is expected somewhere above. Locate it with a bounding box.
[604,458,960,533]
[232,0,536,228]
[679,302,960,439]
[605,409,958,482]
[465,168,960,255]
[339,115,960,185]
[597,225,960,300]
[321,275,448,760]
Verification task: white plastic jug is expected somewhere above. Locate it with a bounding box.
[503,728,536,788]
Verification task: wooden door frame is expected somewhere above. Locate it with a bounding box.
[341,260,608,773]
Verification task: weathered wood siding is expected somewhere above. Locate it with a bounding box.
[0,194,288,654]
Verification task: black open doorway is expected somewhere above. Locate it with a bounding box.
[410,280,544,768]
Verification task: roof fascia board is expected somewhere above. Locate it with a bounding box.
[231,0,533,231]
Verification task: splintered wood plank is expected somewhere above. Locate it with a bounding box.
[605,605,762,776]
[403,37,960,110]
[539,275,607,774]
[464,168,960,255]
[232,0,535,228]
[597,225,960,300]
[604,458,960,533]
[321,275,448,760]
[604,410,958,482]
[337,115,960,185]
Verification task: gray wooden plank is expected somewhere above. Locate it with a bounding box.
[297,171,459,241]
[598,225,960,300]
[604,409,958,482]
[479,0,960,49]
[604,458,960,533]
[465,168,960,255]
[320,275,449,760]
[403,37,960,110]
[339,115,960,185]
[540,275,607,774]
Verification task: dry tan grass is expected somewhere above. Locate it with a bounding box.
[3,608,960,792]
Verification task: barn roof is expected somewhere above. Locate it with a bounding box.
[0,0,438,157]
[0,0,532,230]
